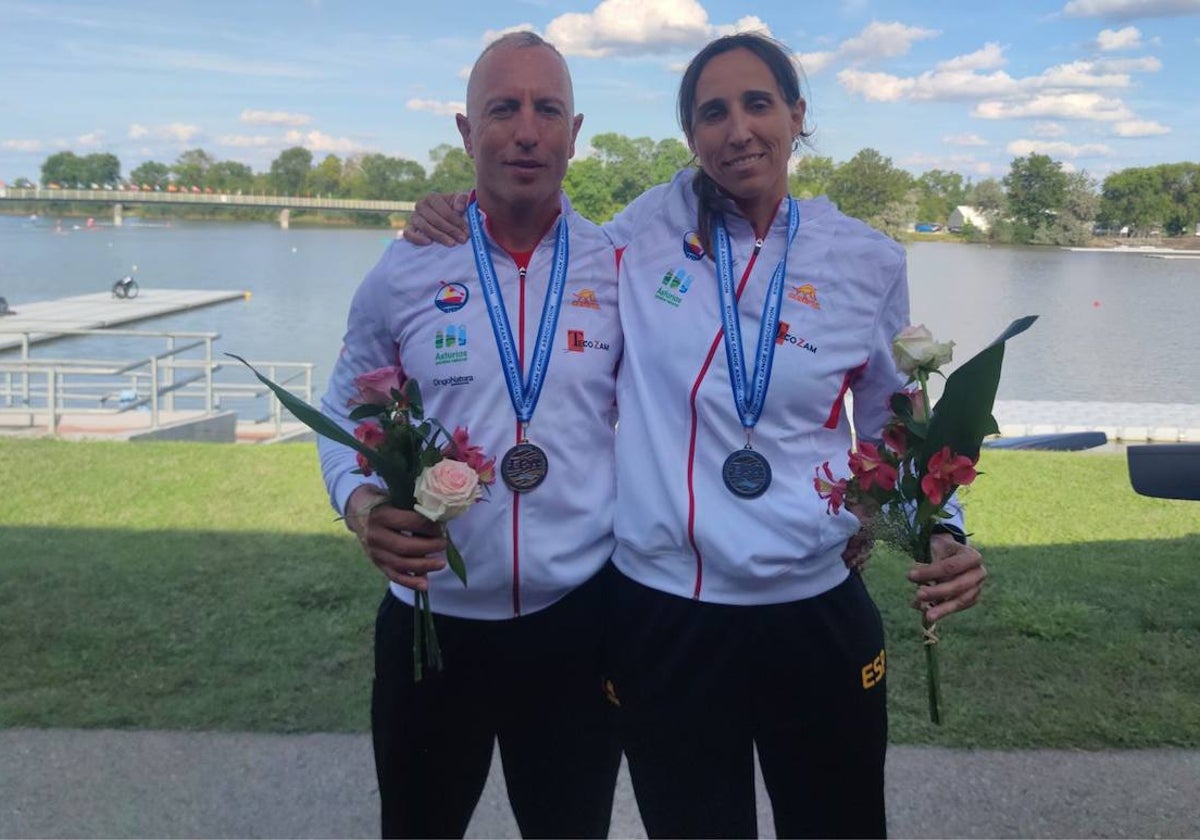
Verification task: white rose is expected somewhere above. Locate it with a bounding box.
[413,459,481,522]
[892,324,955,376]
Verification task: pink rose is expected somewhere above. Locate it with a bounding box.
[354,421,386,475]
[414,459,481,522]
[350,366,408,407]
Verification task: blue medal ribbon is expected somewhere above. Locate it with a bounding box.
[466,200,569,428]
[713,197,800,432]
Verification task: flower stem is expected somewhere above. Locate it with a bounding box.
[412,592,424,682]
[916,526,943,725]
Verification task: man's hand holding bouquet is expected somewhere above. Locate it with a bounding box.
[815,316,1036,723]
[229,355,494,680]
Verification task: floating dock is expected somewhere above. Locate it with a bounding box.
[0,289,248,351]
[993,400,1200,444]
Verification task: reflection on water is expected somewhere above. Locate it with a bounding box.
[1,216,1197,403]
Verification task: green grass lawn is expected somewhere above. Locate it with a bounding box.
[1,439,1197,746]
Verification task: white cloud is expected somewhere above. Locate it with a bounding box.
[1006,139,1113,157]
[797,51,836,74]
[541,0,770,58]
[216,135,277,148]
[943,132,988,146]
[406,98,466,117]
[1033,121,1068,136]
[1097,25,1143,49]
[974,92,1134,121]
[1063,0,1200,19]
[2,139,43,152]
[1112,119,1171,135]
[837,67,1019,101]
[281,130,365,154]
[127,123,202,143]
[240,109,312,127]
[482,23,541,44]
[1096,55,1162,71]
[76,132,104,148]
[457,65,472,80]
[798,20,938,74]
[837,20,940,62]
[935,42,1005,72]
[1035,60,1131,88]
[902,152,994,174]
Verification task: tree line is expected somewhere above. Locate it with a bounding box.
[15,141,1200,243]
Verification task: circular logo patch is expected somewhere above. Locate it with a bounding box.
[434,282,469,313]
[682,231,705,261]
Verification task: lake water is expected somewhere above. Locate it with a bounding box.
[2,213,1198,404]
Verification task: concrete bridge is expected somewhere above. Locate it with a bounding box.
[0,186,414,228]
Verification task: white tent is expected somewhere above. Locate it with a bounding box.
[948,206,990,233]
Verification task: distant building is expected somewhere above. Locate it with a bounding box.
[948,206,990,233]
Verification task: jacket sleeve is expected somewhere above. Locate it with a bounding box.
[317,251,397,517]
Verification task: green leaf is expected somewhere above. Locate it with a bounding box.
[419,447,443,469]
[349,403,387,421]
[445,530,468,585]
[406,379,424,421]
[920,316,1037,466]
[226,353,385,470]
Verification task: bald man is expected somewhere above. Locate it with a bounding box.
[318,32,622,839]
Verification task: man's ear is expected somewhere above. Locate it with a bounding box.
[567,113,584,159]
[456,114,474,158]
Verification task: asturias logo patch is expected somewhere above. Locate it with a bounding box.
[434,281,469,313]
[682,231,705,261]
[654,267,693,307]
[435,324,469,365]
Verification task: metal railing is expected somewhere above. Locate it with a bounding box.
[0,186,414,213]
[0,327,314,439]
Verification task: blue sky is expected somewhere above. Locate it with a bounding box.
[2,0,1198,185]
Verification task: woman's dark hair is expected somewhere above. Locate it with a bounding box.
[677,33,810,256]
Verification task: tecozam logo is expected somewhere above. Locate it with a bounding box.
[566,329,611,352]
[654,268,693,307]
[434,282,470,313]
[775,320,818,354]
[435,324,469,364]
[788,283,821,310]
[682,231,705,261]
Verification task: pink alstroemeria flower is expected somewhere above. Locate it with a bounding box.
[814,462,849,515]
[442,426,497,486]
[920,446,978,505]
[848,441,898,493]
[354,421,386,475]
[350,366,408,407]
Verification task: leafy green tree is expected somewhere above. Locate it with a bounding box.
[42,151,83,186]
[130,161,171,189]
[969,178,1007,222]
[915,169,967,224]
[789,155,835,199]
[308,154,344,197]
[1098,166,1166,235]
[427,144,475,195]
[269,146,314,195]
[648,138,692,186]
[563,157,621,222]
[1032,171,1097,245]
[345,153,426,201]
[1003,153,1068,239]
[173,149,216,187]
[13,177,33,188]
[826,148,913,222]
[78,153,121,186]
[208,160,254,193]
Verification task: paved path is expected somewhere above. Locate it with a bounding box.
[1,729,1197,838]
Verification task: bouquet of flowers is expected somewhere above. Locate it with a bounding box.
[814,316,1036,723]
[229,355,494,680]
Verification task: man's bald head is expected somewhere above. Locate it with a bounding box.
[465,31,574,120]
